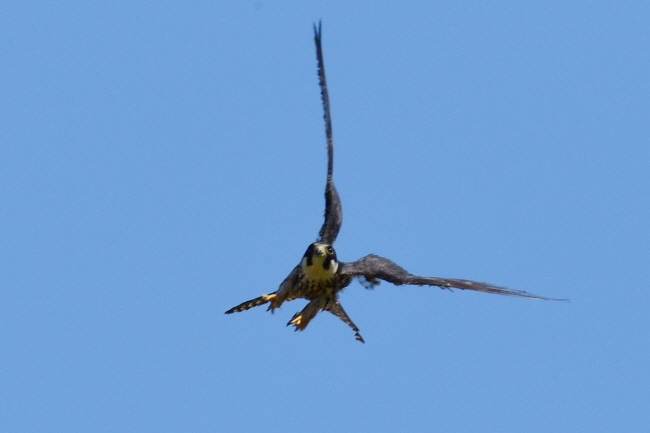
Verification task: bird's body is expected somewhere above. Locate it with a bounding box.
[225,22,564,343]
[226,242,362,341]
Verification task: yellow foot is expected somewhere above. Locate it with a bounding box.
[263,294,279,312]
[287,313,305,331]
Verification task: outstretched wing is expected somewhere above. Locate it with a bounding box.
[339,254,566,301]
[314,21,342,245]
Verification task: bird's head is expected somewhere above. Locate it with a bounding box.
[301,242,338,279]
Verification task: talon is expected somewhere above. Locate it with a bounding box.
[264,294,279,313]
[288,313,302,326]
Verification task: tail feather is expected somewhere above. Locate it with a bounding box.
[225,293,276,314]
[325,299,365,343]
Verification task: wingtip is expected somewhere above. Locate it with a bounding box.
[526,292,570,302]
[313,19,322,38]
[525,295,570,302]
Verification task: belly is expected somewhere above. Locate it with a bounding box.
[300,278,337,300]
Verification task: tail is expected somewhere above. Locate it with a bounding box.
[325,299,365,343]
[225,293,277,314]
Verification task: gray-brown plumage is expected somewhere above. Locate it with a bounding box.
[314,21,342,246]
[225,22,564,343]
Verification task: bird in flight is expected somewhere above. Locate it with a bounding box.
[226,22,563,343]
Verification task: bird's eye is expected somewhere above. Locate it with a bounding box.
[326,246,333,254]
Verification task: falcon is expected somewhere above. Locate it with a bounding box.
[225,22,563,343]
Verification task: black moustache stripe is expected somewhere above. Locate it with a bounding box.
[323,256,336,270]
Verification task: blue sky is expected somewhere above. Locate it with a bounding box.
[2,2,648,432]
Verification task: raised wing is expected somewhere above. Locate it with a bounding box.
[314,21,343,245]
[339,254,566,301]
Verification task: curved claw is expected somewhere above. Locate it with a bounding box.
[287,312,305,331]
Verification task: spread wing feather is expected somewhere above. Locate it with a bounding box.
[314,21,343,245]
[339,254,566,301]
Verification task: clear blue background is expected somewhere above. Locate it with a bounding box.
[2,2,648,432]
